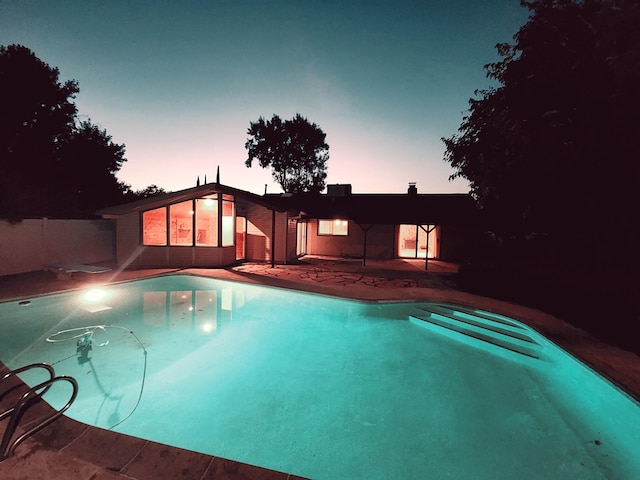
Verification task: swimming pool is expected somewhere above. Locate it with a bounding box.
[1,274,639,479]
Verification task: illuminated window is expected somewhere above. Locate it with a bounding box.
[398,224,438,259]
[222,195,235,246]
[142,195,237,248]
[318,219,348,236]
[196,196,218,246]
[142,207,167,245]
[170,201,194,246]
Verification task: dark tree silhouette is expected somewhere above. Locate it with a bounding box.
[245,113,329,194]
[0,45,130,219]
[442,0,640,258]
[1,45,78,218]
[55,120,128,216]
[132,184,167,198]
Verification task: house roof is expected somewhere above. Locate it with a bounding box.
[267,192,478,226]
[96,183,286,217]
[97,182,477,226]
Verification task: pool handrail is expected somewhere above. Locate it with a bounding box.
[0,363,78,461]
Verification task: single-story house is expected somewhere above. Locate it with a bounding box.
[97,182,478,269]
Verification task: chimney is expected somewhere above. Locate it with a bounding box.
[408,182,417,196]
[327,184,352,196]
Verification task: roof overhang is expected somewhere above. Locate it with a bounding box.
[96,183,287,218]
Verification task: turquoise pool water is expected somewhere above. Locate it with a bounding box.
[1,274,639,479]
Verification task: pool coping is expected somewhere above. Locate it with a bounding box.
[1,259,639,479]
[0,362,307,480]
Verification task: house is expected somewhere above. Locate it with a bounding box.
[97,182,478,269]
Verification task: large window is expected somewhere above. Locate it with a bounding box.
[195,197,218,246]
[141,194,236,247]
[398,224,438,259]
[170,201,194,246]
[318,219,348,236]
[142,207,167,245]
[296,220,307,255]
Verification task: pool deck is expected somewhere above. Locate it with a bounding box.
[1,255,639,479]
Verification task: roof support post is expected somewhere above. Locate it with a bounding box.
[425,229,429,271]
[419,224,438,271]
[358,223,373,267]
[271,209,276,268]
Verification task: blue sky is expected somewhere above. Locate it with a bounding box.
[1,0,529,195]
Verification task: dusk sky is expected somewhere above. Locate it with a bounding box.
[1,1,529,196]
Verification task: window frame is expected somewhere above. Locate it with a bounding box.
[317,219,349,236]
[169,200,195,246]
[142,207,168,246]
[140,194,236,247]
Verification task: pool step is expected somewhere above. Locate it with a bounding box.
[409,304,543,360]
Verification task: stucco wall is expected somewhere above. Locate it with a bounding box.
[245,205,291,263]
[305,221,395,259]
[0,218,115,276]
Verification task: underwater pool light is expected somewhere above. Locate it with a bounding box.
[83,288,107,302]
[200,321,215,333]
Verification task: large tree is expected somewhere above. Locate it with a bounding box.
[443,0,640,252]
[0,45,129,219]
[55,120,128,216]
[245,113,329,194]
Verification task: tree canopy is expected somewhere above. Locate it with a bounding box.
[0,45,131,219]
[443,0,640,250]
[245,113,329,194]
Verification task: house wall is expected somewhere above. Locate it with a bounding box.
[305,220,395,259]
[303,220,477,262]
[244,204,291,263]
[0,218,115,276]
[134,246,236,267]
[113,212,142,268]
[111,201,292,268]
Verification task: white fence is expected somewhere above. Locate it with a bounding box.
[0,219,115,276]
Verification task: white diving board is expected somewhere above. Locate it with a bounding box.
[45,263,112,279]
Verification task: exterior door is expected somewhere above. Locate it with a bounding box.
[296,220,307,256]
[235,216,246,260]
[398,224,438,259]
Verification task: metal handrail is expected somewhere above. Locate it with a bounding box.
[0,363,56,406]
[0,364,78,461]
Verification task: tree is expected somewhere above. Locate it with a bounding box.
[442,0,640,255]
[133,184,167,198]
[245,113,329,194]
[0,45,129,219]
[55,120,128,216]
[0,45,78,218]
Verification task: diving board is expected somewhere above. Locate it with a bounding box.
[45,263,112,279]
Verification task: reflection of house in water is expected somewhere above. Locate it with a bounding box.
[141,284,242,335]
[98,182,477,269]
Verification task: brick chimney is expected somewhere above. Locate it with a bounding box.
[408,182,417,196]
[327,184,352,196]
